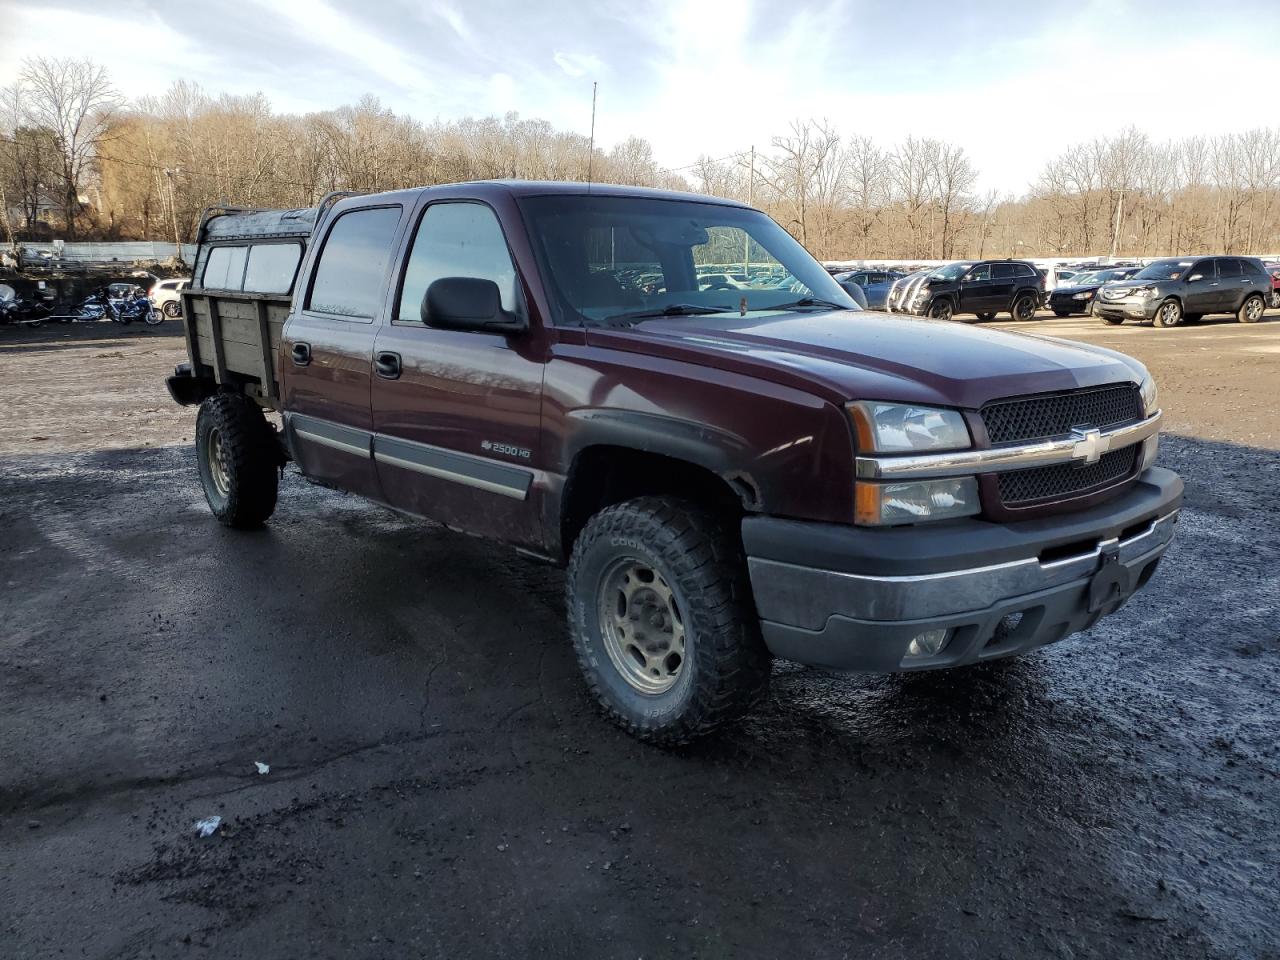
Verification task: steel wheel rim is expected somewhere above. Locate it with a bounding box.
[1160,302,1180,325]
[1246,297,1263,320]
[206,427,231,497]
[597,557,685,695]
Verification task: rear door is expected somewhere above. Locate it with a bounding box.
[990,263,1020,311]
[370,199,545,547]
[282,203,407,500]
[1213,257,1247,311]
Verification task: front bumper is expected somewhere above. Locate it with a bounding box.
[743,467,1182,672]
[1094,295,1159,320]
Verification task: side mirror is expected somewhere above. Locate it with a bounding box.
[1187,274,1203,283]
[422,277,525,333]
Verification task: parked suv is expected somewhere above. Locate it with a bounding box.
[165,182,1179,744]
[1094,256,1273,328]
[886,260,1043,322]
[149,278,190,319]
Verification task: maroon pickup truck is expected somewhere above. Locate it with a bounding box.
[166,182,1181,743]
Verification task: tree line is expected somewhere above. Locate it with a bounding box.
[3,58,1279,261]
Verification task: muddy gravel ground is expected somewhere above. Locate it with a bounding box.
[1,314,1278,959]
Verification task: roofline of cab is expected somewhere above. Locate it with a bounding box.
[324,179,756,217]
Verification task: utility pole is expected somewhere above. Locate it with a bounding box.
[164,167,182,258]
[1110,190,1124,259]
[586,82,597,185]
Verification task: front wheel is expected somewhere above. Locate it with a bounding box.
[1270,290,1280,309]
[975,312,996,322]
[143,307,163,325]
[1238,294,1266,323]
[195,393,281,528]
[1053,310,1072,318]
[1100,314,1125,325]
[1153,298,1183,328]
[928,299,953,322]
[566,497,770,745]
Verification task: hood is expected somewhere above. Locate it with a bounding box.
[1053,282,1102,295]
[586,310,1144,410]
[1103,278,1165,292]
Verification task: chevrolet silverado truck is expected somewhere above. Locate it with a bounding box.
[166,182,1181,744]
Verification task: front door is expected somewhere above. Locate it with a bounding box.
[1183,259,1219,315]
[281,203,407,501]
[370,200,546,549]
[959,263,996,313]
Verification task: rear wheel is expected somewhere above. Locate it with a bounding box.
[566,497,770,745]
[195,393,281,528]
[1053,310,1072,318]
[928,299,953,322]
[1269,290,1280,309]
[1153,298,1183,328]
[975,312,996,322]
[1238,294,1266,323]
[1012,294,1038,321]
[163,300,181,318]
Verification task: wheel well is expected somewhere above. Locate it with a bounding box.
[560,446,747,560]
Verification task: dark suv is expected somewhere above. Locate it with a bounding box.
[886,260,1043,322]
[1094,256,1273,328]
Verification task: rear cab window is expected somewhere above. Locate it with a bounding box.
[201,243,303,294]
[306,206,403,319]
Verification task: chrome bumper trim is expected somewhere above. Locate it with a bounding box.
[748,509,1178,628]
[855,411,1161,480]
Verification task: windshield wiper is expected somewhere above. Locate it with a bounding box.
[604,303,734,324]
[771,297,853,311]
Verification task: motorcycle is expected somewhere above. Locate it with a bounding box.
[102,289,162,326]
[0,297,55,327]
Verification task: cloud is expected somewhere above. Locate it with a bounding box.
[434,2,470,40]
[553,52,601,79]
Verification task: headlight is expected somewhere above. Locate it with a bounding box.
[849,402,971,453]
[1139,373,1158,416]
[1131,286,1159,299]
[1072,291,1094,300]
[855,477,981,526]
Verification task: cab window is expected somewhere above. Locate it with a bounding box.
[397,202,519,324]
[307,206,403,319]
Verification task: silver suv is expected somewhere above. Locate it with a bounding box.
[1094,256,1272,328]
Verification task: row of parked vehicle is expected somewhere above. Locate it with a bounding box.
[0,275,194,329]
[833,256,1279,329]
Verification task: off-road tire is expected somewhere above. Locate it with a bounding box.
[163,300,182,318]
[1153,298,1182,328]
[928,299,953,322]
[195,393,280,529]
[566,497,770,745]
[1012,294,1038,321]
[1237,294,1266,323]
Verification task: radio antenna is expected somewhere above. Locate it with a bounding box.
[587,81,598,189]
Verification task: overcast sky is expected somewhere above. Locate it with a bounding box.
[3,0,1278,194]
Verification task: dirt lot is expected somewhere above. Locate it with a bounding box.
[1,313,1278,959]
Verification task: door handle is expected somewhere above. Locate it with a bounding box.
[291,342,311,366]
[374,351,401,380]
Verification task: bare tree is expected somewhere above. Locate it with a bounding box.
[19,57,122,239]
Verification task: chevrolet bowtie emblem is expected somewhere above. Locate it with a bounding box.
[1070,426,1109,465]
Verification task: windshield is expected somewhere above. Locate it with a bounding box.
[1071,272,1098,285]
[1134,259,1194,281]
[517,195,857,326]
[929,262,975,281]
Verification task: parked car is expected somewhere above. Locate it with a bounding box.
[886,259,1044,322]
[1046,267,1142,316]
[149,278,190,318]
[166,181,1179,744]
[1093,256,1273,328]
[1265,262,1280,309]
[835,270,905,310]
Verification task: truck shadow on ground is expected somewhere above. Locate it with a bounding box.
[0,319,184,350]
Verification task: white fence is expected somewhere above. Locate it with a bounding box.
[18,241,198,263]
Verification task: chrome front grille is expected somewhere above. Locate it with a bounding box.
[982,384,1143,446]
[997,446,1138,506]
[982,384,1145,508]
